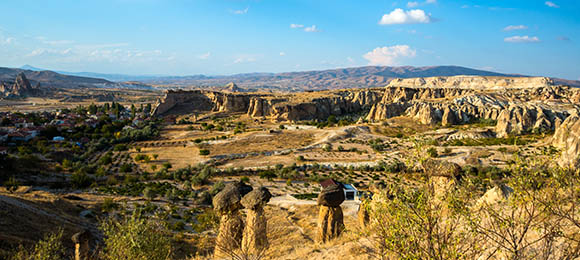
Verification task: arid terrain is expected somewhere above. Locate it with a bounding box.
[1,74,580,259]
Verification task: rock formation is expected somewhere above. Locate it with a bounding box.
[317,184,345,242]
[421,159,462,197]
[241,187,272,254]
[357,198,370,229]
[152,76,580,139]
[0,73,38,98]
[213,182,253,257]
[551,111,580,169]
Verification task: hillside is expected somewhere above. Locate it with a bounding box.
[0,67,111,89]
[145,65,521,91]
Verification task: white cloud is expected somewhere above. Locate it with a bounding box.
[304,25,320,32]
[290,24,304,28]
[545,1,559,8]
[379,9,432,25]
[426,0,437,3]
[407,2,419,8]
[232,7,249,15]
[503,25,528,31]
[504,35,540,43]
[198,52,211,59]
[279,52,286,56]
[362,45,416,65]
[347,57,354,63]
[233,55,257,64]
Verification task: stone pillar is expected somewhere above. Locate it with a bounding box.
[241,187,272,253]
[71,230,91,260]
[316,183,345,243]
[357,199,370,229]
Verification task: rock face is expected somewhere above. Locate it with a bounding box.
[317,184,345,242]
[551,112,580,169]
[154,88,383,121]
[241,187,272,254]
[213,182,253,256]
[366,77,579,138]
[0,73,38,98]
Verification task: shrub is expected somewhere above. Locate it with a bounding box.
[10,230,65,260]
[113,144,128,151]
[119,163,133,173]
[426,147,438,158]
[100,213,173,260]
[71,172,93,189]
[199,149,210,156]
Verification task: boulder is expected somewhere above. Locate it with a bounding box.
[241,187,272,210]
[421,159,462,179]
[317,206,344,242]
[317,184,345,207]
[212,182,253,214]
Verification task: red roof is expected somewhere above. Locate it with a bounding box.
[320,179,339,188]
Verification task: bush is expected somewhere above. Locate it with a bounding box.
[113,144,128,151]
[10,230,65,260]
[426,147,438,158]
[199,149,210,156]
[119,164,133,173]
[71,172,93,189]
[100,213,173,260]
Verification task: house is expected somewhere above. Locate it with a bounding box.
[0,146,8,155]
[319,179,359,201]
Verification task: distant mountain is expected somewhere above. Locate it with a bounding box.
[10,65,580,91]
[142,65,526,90]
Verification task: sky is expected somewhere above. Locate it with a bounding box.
[0,0,579,80]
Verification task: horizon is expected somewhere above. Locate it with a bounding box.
[0,1,579,80]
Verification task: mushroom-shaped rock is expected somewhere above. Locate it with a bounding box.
[317,184,345,207]
[241,187,272,254]
[213,182,252,257]
[317,184,345,242]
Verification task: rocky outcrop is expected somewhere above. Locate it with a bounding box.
[495,105,568,137]
[551,112,580,169]
[387,76,553,90]
[317,184,345,242]
[241,187,272,254]
[213,182,253,256]
[155,88,383,121]
[0,73,38,98]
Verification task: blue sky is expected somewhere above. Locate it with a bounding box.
[0,0,578,79]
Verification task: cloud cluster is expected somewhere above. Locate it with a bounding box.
[407,0,436,8]
[503,25,528,31]
[363,45,416,65]
[290,24,320,32]
[545,1,559,8]
[504,35,540,43]
[379,9,432,25]
[231,7,248,14]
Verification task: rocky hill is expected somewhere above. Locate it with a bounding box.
[0,67,112,89]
